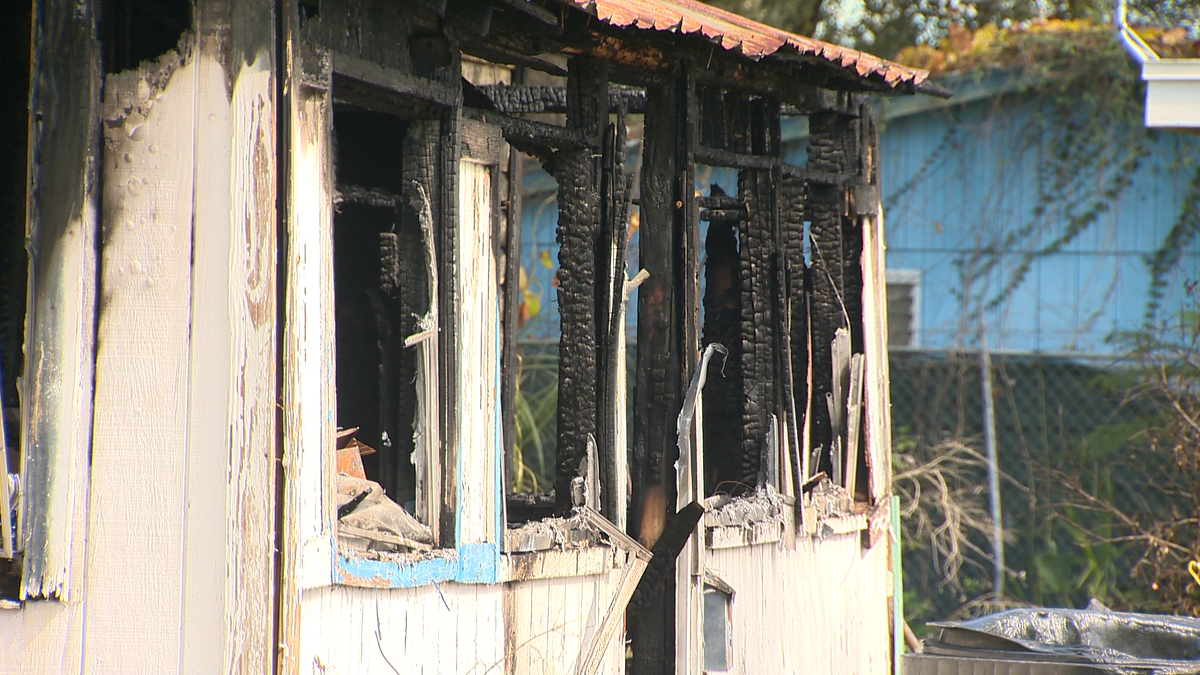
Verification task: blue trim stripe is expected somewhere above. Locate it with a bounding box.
[335,543,500,588]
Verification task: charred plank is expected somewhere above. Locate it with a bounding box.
[477,83,646,114]
[552,55,608,515]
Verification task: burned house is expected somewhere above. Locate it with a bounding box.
[0,0,942,672]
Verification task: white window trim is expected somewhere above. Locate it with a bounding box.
[886,268,923,349]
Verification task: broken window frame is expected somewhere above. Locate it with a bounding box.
[285,43,515,588]
[674,81,894,543]
[480,59,638,552]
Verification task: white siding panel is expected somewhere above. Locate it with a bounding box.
[299,583,505,674]
[182,51,234,675]
[706,529,892,674]
[456,159,500,546]
[504,567,627,675]
[83,44,198,674]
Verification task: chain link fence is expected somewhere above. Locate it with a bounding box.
[889,346,1195,628]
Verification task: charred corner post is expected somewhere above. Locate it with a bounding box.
[1,0,943,672]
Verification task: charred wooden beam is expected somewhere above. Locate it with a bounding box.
[437,42,464,544]
[334,185,402,208]
[460,43,568,77]
[698,194,743,210]
[738,166,776,483]
[385,123,441,509]
[464,107,592,154]
[330,52,459,116]
[805,110,858,477]
[696,146,855,188]
[699,208,746,222]
[696,145,773,171]
[627,501,704,613]
[500,68,526,509]
[680,64,701,399]
[781,163,857,188]
[780,173,808,490]
[552,55,608,515]
[494,0,559,26]
[477,83,646,114]
[597,98,635,524]
[716,94,781,485]
[630,73,687,675]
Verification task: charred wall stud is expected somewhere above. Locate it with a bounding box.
[598,94,635,524]
[780,172,808,488]
[735,95,781,487]
[436,38,463,545]
[551,55,608,515]
[805,108,858,478]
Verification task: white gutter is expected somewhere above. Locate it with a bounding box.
[1114,0,1159,64]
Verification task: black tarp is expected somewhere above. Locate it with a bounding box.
[904,605,1200,675]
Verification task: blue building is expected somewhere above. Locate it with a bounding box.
[872,69,1200,354]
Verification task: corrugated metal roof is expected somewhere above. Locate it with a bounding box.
[567,0,936,93]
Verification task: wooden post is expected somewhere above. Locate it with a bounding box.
[630,75,680,675]
[553,55,608,514]
[781,171,808,491]
[806,109,858,476]
[438,40,463,545]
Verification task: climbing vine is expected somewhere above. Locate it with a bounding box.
[892,19,1200,328]
[884,20,1200,629]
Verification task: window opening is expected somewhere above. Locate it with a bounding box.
[504,70,638,529]
[331,101,436,552]
[886,269,922,349]
[508,170,560,517]
[702,583,733,672]
[699,183,746,496]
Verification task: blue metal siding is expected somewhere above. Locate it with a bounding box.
[874,94,1200,353]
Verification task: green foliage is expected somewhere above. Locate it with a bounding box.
[847,0,1197,60]
[705,0,827,39]
[897,292,1200,630]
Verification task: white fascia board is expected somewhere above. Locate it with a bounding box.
[1143,60,1200,129]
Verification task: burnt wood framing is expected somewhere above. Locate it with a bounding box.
[464,108,591,156]
[735,152,776,482]
[500,70,525,509]
[551,55,608,515]
[629,72,681,675]
[804,109,859,479]
[478,83,646,114]
[781,172,808,494]
[331,52,459,112]
[437,51,463,545]
[597,98,635,524]
[569,25,872,111]
[278,0,900,669]
[695,145,855,187]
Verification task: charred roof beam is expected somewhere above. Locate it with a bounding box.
[479,83,646,114]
